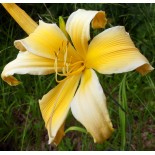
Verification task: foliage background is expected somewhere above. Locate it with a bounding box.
[0,3,155,150]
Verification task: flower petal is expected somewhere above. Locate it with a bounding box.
[1,51,60,86]
[14,21,79,61]
[66,9,107,59]
[91,11,107,29]
[39,74,81,144]
[71,69,114,143]
[86,26,154,75]
[2,3,38,35]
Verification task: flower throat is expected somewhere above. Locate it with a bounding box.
[54,41,85,83]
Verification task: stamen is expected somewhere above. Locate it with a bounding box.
[66,63,69,73]
[62,67,66,75]
[63,43,68,74]
[69,61,84,67]
[54,54,59,83]
[54,51,63,83]
[54,55,68,83]
[67,64,79,74]
[69,56,73,64]
[54,41,85,83]
[67,66,85,76]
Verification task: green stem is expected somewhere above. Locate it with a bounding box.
[119,74,127,150]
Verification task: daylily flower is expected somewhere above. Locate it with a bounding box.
[1,4,154,145]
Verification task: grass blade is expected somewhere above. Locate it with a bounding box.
[119,74,127,150]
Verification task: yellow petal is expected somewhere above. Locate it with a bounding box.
[2,3,38,35]
[14,21,80,61]
[71,69,114,143]
[14,21,79,61]
[66,9,107,59]
[86,26,154,74]
[39,74,81,144]
[1,51,59,86]
[14,20,66,59]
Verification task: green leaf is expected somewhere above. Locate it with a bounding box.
[65,126,87,134]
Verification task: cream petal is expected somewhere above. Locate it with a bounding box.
[14,20,66,59]
[1,51,60,86]
[71,69,114,143]
[66,9,107,59]
[14,20,79,61]
[86,26,154,75]
[39,74,81,144]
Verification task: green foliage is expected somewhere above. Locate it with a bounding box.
[0,3,155,150]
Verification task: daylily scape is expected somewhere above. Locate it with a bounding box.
[1,4,154,145]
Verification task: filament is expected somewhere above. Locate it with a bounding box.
[54,41,85,83]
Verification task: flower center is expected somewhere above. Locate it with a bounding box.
[54,42,85,83]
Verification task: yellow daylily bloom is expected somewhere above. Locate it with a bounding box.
[1,4,154,145]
